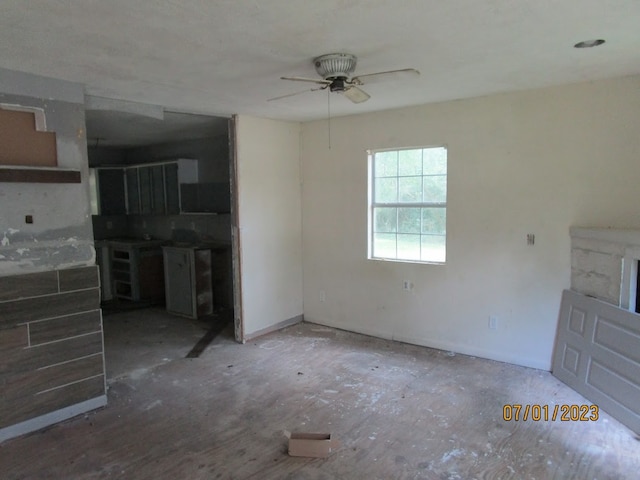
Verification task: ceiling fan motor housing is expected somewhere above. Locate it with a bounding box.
[314,53,357,80]
[329,78,347,92]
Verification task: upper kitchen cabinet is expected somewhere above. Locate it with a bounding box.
[180,182,231,214]
[125,168,140,215]
[94,158,201,215]
[164,162,180,214]
[96,167,127,215]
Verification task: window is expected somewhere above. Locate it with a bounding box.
[368,146,447,263]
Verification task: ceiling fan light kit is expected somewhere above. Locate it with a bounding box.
[269,52,420,104]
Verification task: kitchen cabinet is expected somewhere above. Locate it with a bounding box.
[137,166,153,214]
[163,246,214,318]
[180,182,231,213]
[125,168,140,214]
[95,159,198,216]
[110,240,165,302]
[151,165,165,214]
[96,167,126,215]
[164,162,180,214]
[95,240,113,301]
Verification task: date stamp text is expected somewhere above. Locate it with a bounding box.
[503,404,599,422]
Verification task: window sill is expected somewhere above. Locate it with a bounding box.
[0,166,81,183]
[369,256,446,265]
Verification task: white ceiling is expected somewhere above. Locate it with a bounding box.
[1,0,639,124]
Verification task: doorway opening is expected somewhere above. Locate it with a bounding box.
[85,99,239,380]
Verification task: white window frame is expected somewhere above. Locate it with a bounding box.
[368,145,447,264]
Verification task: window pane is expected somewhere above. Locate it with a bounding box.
[423,175,446,203]
[374,177,398,203]
[398,176,422,203]
[374,207,397,233]
[398,207,420,234]
[421,208,446,235]
[375,151,398,177]
[369,146,447,264]
[421,235,446,262]
[373,233,396,258]
[397,234,421,260]
[398,149,422,176]
[423,147,447,174]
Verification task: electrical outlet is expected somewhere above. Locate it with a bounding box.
[489,315,498,330]
[320,290,326,303]
[403,280,413,292]
[170,221,176,229]
[106,221,113,230]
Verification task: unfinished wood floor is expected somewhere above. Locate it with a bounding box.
[1,311,639,480]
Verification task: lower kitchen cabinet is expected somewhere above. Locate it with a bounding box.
[95,241,113,302]
[110,240,165,303]
[163,246,214,318]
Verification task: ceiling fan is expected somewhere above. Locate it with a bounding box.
[268,53,420,103]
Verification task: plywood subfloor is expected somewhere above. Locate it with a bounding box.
[102,307,217,380]
[1,311,639,479]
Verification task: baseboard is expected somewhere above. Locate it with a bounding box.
[243,314,303,342]
[305,317,551,371]
[391,333,551,371]
[0,395,107,444]
[304,317,394,342]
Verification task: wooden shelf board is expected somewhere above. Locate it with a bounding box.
[0,167,81,184]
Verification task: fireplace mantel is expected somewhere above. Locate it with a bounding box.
[571,227,640,245]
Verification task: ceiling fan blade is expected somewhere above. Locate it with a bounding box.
[280,76,331,85]
[351,68,420,85]
[343,86,370,104]
[267,87,325,102]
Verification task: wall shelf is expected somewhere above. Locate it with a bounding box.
[0,166,81,183]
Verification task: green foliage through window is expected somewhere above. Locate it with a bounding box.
[370,147,447,263]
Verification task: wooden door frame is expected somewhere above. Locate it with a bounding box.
[228,115,244,343]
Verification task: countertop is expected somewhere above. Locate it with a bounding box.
[102,238,167,248]
[162,241,230,251]
[96,238,230,251]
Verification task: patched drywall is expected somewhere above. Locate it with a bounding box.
[0,225,94,273]
[0,71,94,275]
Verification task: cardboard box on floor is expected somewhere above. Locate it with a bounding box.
[288,432,340,458]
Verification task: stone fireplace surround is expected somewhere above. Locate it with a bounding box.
[571,227,640,311]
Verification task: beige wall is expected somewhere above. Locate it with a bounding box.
[235,115,303,337]
[300,75,640,370]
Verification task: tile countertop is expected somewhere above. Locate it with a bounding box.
[95,238,231,250]
[97,238,167,248]
[162,241,230,251]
